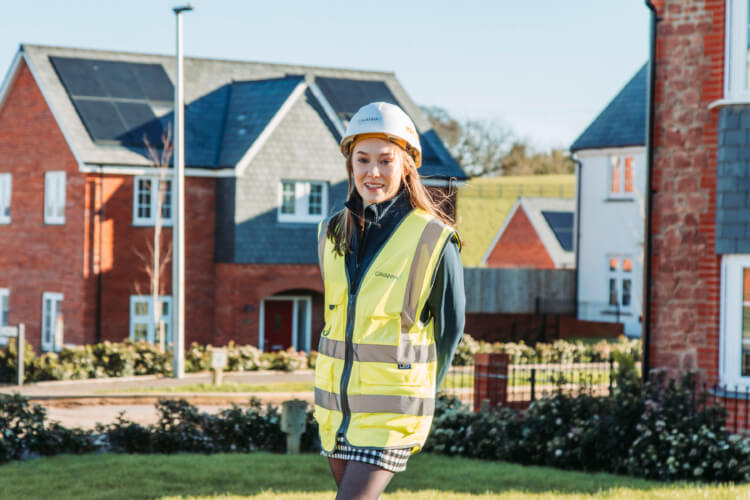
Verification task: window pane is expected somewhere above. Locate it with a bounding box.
[281,182,296,215]
[610,157,621,193]
[0,294,7,326]
[609,279,618,306]
[624,157,634,193]
[308,184,323,215]
[622,279,632,307]
[43,298,52,344]
[742,268,750,376]
[133,323,148,342]
[134,301,148,316]
[137,179,152,219]
[623,258,632,272]
[160,180,172,219]
[609,258,619,272]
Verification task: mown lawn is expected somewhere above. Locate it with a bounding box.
[0,452,748,500]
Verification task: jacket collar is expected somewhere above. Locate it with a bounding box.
[345,189,411,225]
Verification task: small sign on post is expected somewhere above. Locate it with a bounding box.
[281,399,307,454]
[0,324,25,386]
[210,348,227,386]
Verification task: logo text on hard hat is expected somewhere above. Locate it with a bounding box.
[405,125,416,136]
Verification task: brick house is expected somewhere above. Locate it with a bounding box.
[646,0,749,427]
[480,197,574,269]
[0,44,465,353]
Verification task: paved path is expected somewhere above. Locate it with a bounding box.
[0,370,315,429]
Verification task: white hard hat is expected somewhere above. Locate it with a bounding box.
[340,102,422,168]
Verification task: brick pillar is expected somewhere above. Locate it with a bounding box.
[473,352,509,411]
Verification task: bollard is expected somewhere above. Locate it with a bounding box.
[210,348,227,386]
[17,324,24,386]
[281,399,307,454]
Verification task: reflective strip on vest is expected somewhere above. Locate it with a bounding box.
[401,219,446,332]
[318,335,436,364]
[317,221,327,280]
[315,388,435,416]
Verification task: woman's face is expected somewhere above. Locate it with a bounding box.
[351,137,404,207]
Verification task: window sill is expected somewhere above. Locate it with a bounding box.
[277,215,324,224]
[132,220,174,227]
[708,97,750,110]
[600,309,633,317]
[44,220,65,225]
[604,197,636,203]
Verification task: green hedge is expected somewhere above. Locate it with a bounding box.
[452,334,641,366]
[0,335,640,383]
[0,340,309,383]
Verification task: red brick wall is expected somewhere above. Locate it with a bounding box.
[92,175,217,346]
[215,263,324,348]
[485,207,555,268]
[0,61,90,349]
[650,0,723,382]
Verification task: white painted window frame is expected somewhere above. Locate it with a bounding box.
[0,288,8,326]
[44,171,66,225]
[129,295,173,345]
[0,173,11,224]
[719,254,750,389]
[258,295,312,352]
[41,292,63,352]
[277,180,328,223]
[606,255,634,313]
[725,0,750,100]
[132,176,174,227]
[607,155,636,201]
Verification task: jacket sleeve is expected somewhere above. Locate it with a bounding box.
[424,238,465,391]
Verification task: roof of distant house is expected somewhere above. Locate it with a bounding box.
[570,63,647,152]
[7,44,465,180]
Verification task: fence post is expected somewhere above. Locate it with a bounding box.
[608,356,614,395]
[16,324,24,386]
[473,352,509,412]
[530,368,536,402]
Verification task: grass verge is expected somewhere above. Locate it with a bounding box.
[96,382,314,394]
[0,452,748,499]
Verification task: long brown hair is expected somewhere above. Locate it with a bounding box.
[326,145,455,256]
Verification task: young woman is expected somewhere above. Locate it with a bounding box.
[314,102,465,499]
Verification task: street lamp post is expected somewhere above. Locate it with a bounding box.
[173,4,192,379]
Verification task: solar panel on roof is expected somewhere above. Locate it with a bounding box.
[73,100,128,142]
[50,56,173,147]
[315,77,399,122]
[541,211,574,251]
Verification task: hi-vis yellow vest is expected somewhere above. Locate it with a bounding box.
[314,209,455,453]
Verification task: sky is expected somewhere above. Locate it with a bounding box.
[0,0,650,151]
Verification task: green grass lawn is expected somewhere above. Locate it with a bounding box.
[0,452,747,499]
[97,381,314,394]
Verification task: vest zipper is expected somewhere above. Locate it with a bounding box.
[336,212,414,444]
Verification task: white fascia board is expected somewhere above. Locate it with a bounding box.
[308,78,346,138]
[480,198,522,266]
[0,50,22,114]
[574,146,645,158]
[420,178,467,187]
[236,81,309,177]
[80,164,235,178]
[20,51,86,172]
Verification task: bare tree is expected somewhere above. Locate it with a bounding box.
[133,126,174,353]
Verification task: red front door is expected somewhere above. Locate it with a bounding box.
[264,300,293,352]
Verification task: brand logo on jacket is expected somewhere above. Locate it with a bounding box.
[374,271,402,280]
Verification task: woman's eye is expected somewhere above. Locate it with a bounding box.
[357,158,369,164]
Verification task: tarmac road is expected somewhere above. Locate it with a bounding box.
[0,370,316,429]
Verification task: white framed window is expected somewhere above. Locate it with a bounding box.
[608,156,635,199]
[726,0,750,99]
[277,180,328,223]
[41,292,63,352]
[44,171,66,224]
[129,295,173,345]
[0,174,11,224]
[607,256,633,311]
[133,176,173,226]
[720,255,750,389]
[0,289,8,326]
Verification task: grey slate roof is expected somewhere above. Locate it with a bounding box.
[19,44,465,180]
[570,63,647,152]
